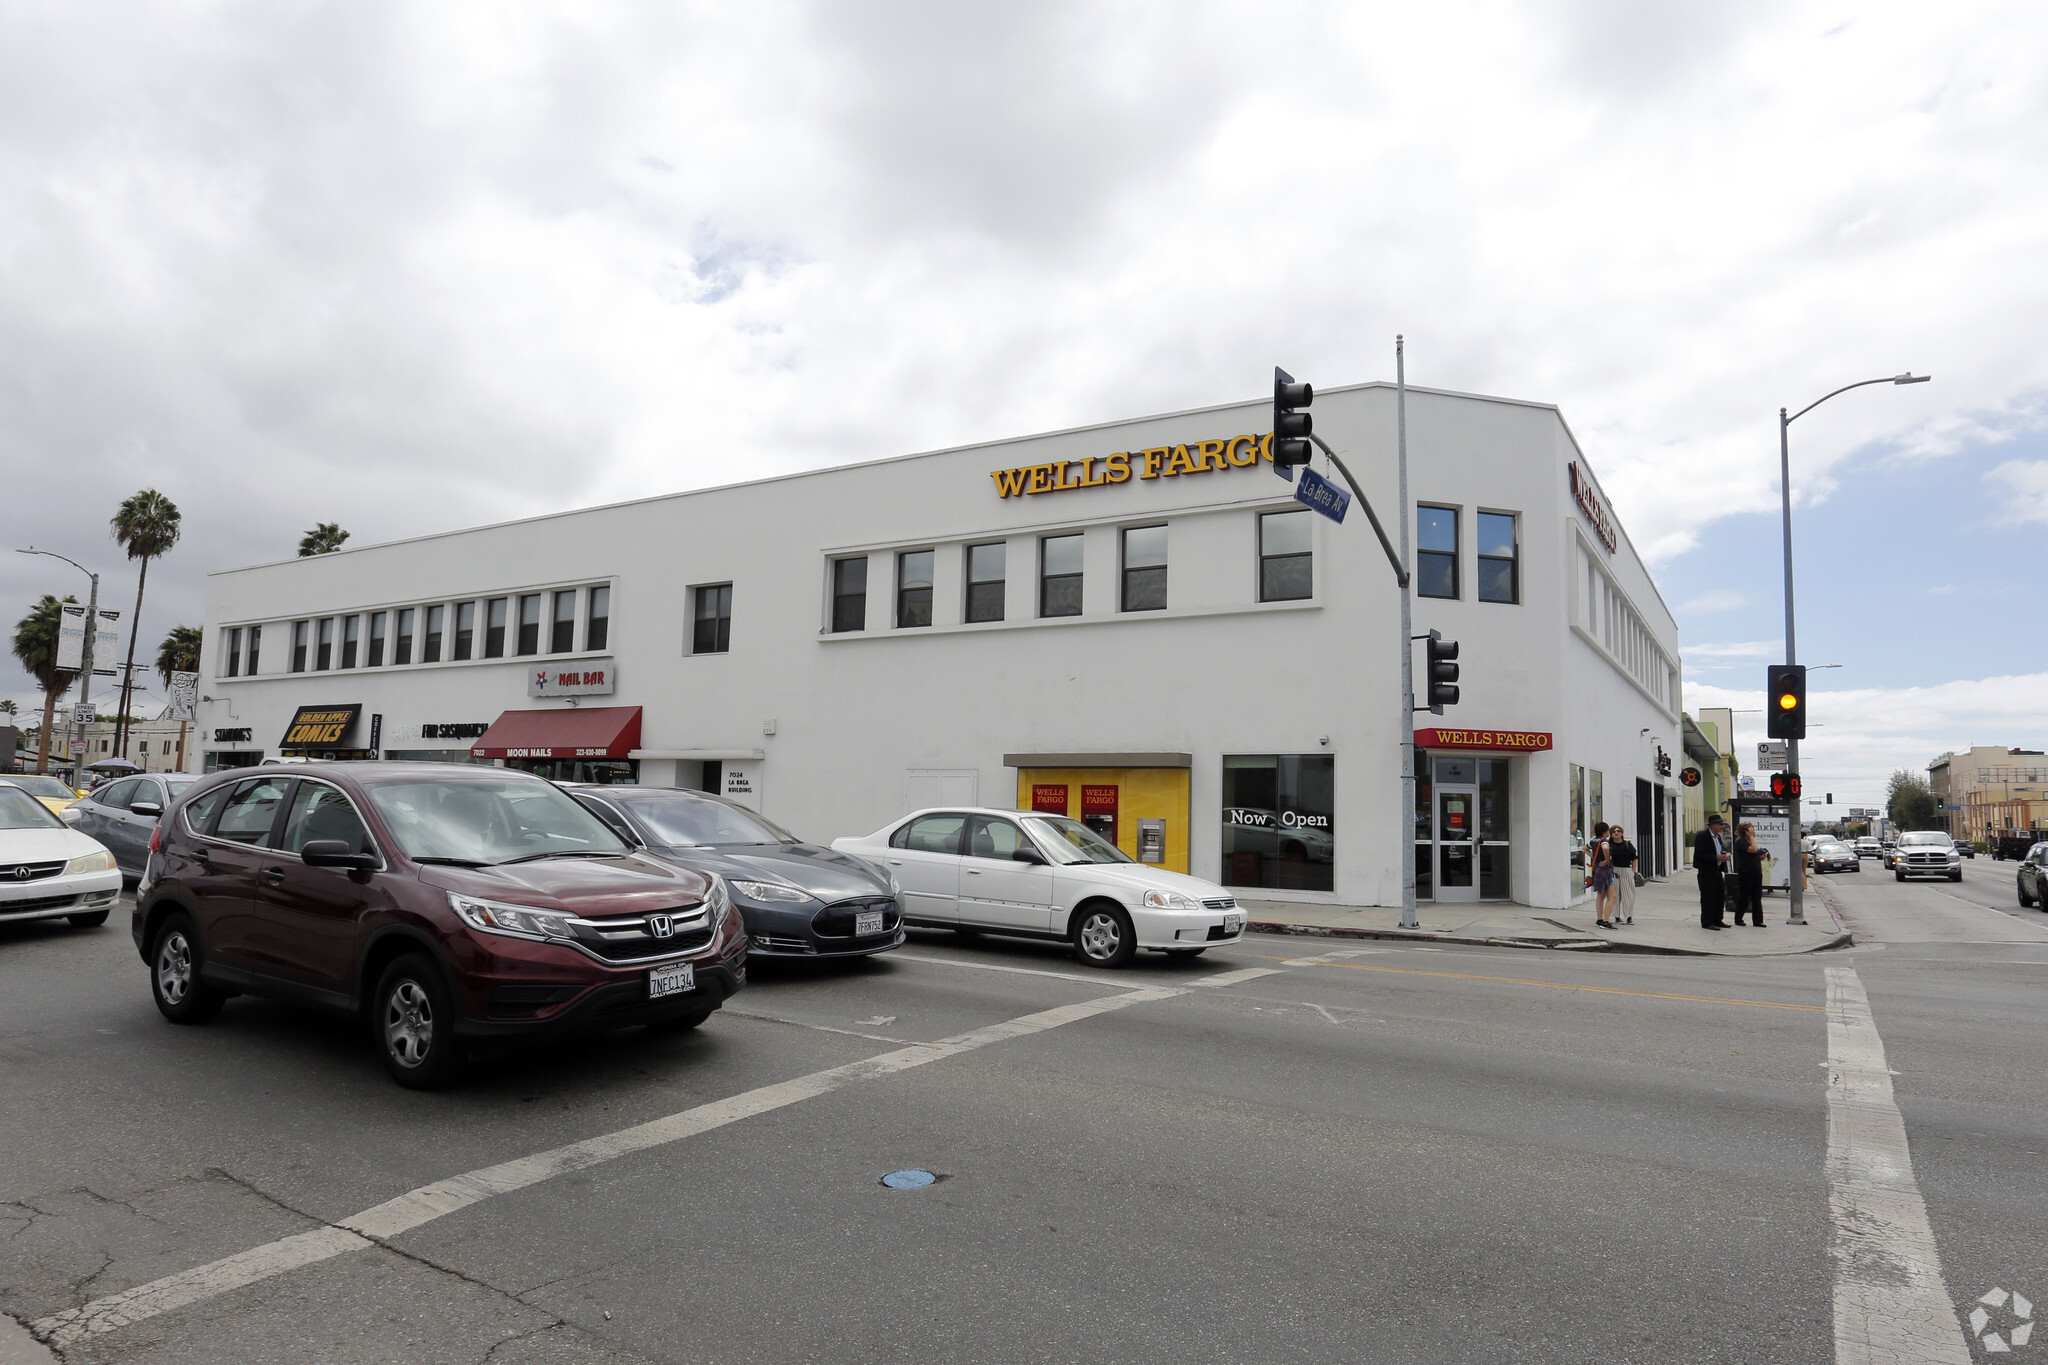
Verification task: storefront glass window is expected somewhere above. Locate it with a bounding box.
[1040,534,1082,618]
[453,602,475,661]
[693,583,732,654]
[1478,759,1511,899]
[1220,754,1334,892]
[423,604,445,663]
[340,615,359,669]
[1477,512,1518,604]
[1589,769,1604,831]
[367,612,386,667]
[1260,510,1312,602]
[483,599,506,658]
[832,557,867,632]
[550,590,576,653]
[897,550,934,628]
[291,621,308,673]
[1570,763,1586,870]
[586,586,609,650]
[516,594,540,654]
[966,543,1005,623]
[1418,506,1458,599]
[1121,525,1167,611]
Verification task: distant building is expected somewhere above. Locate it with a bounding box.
[1930,745,2047,845]
[1681,707,1740,851]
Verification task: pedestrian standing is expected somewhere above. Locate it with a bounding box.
[1608,824,1638,925]
[1692,814,1729,930]
[1732,821,1766,927]
[1590,820,1616,929]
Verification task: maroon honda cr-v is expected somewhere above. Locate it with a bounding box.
[132,762,747,1088]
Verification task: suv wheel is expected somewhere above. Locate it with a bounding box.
[2022,877,2037,908]
[1073,904,1136,969]
[373,953,464,1090]
[151,914,225,1024]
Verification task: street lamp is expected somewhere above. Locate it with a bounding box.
[16,546,103,779]
[1777,373,1929,925]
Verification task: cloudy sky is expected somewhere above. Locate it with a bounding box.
[3,0,2043,810]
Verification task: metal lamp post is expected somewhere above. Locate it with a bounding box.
[1776,373,1928,925]
[17,546,101,779]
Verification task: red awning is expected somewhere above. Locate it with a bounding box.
[470,706,643,760]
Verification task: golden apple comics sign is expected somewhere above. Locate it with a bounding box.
[990,434,1274,498]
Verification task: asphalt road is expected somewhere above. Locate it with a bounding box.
[2,873,2043,1364]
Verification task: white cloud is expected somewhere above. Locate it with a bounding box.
[1683,640,1782,662]
[1680,589,1750,614]
[1987,459,2048,525]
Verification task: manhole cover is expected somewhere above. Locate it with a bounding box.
[879,1169,937,1190]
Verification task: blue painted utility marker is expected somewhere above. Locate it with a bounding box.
[880,1169,937,1190]
[1294,466,1350,523]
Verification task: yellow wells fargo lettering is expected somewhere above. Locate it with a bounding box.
[990,435,1269,499]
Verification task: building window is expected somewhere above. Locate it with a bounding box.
[340,615,359,669]
[139,740,149,756]
[1570,763,1586,874]
[394,608,415,666]
[1121,525,1167,612]
[246,625,261,675]
[423,604,445,663]
[317,618,336,670]
[225,628,242,678]
[483,598,507,658]
[1040,534,1083,618]
[516,594,541,655]
[965,543,1005,623]
[1418,506,1458,599]
[692,584,732,654]
[550,590,576,653]
[449,601,473,661]
[1221,754,1335,892]
[586,586,610,651]
[1259,510,1312,602]
[897,550,934,628]
[291,621,309,673]
[831,557,867,633]
[1477,512,1518,604]
[367,612,386,667]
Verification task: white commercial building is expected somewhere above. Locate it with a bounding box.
[199,381,1684,910]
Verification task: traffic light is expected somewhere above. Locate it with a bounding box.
[1766,664,1807,739]
[1425,631,1459,713]
[1769,772,1803,799]
[1272,367,1313,479]
[1826,793,1834,805]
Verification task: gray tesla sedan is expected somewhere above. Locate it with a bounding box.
[563,786,904,959]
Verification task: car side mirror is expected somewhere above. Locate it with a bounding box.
[302,839,378,871]
[1011,848,1047,866]
[129,800,163,818]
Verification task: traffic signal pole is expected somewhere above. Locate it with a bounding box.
[1776,407,1807,926]
[1396,338,1418,929]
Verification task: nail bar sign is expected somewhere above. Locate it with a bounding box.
[528,659,617,697]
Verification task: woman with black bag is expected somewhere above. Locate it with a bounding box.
[1732,821,1766,927]
[1607,824,1639,925]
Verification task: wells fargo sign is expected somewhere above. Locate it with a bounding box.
[280,704,361,753]
[1414,727,1553,752]
[1568,462,1617,552]
[991,433,1274,498]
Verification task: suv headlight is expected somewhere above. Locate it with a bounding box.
[448,892,578,943]
[727,877,813,905]
[702,874,732,926]
[1142,888,1201,910]
[65,848,116,875]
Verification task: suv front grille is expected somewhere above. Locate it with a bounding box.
[567,906,714,962]
[2,859,68,884]
[812,897,900,939]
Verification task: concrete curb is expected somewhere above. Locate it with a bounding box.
[0,1315,58,1365]
[1245,917,1854,958]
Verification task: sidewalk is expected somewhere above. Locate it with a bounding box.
[1238,873,1851,956]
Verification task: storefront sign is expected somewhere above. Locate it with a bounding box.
[990,433,1272,499]
[1081,785,1118,812]
[1224,807,1331,831]
[1569,462,1617,552]
[421,722,490,739]
[1413,727,1553,752]
[528,659,617,697]
[1031,783,1069,814]
[280,704,361,753]
[213,727,252,743]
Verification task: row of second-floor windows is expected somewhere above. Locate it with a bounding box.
[1416,506,1520,603]
[827,510,1317,633]
[220,585,610,677]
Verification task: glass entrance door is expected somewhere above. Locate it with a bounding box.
[1437,785,1479,902]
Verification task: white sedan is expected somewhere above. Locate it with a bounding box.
[834,807,1245,968]
[0,781,123,929]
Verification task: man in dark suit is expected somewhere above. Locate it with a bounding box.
[1693,814,1729,930]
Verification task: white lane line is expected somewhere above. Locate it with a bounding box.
[890,953,1123,987]
[720,1007,910,1044]
[33,984,1183,1349]
[1186,966,1285,988]
[1824,965,1972,1364]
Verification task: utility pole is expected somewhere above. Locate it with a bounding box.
[18,547,99,781]
[1397,337,1417,930]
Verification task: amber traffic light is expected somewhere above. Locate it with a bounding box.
[1766,664,1806,740]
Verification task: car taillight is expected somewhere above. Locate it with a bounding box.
[149,823,163,853]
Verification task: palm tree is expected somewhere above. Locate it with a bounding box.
[156,624,203,772]
[298,523,350,556]
[0,699,17,720]
[111,490,182,759]
[12,594,77,774]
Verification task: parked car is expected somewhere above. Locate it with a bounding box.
[1892,831,1962,882]
[2014,843,2048,908]
[1811,841,1860,874]
[63,773,202,878]
[133,763,747,1088]
[0,782,122,928]
[1,774,88,818]
[834,806,1245,968]
[564,785,904,960]
[1854,837,1881,859]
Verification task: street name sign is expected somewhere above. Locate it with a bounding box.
[1292,467,1350,523]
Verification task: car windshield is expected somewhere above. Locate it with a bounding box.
[6,776,73,800]
[0,786,62,829]
[165,778,198,796]
[1898,832,1951,846]
[616,793,799,846]
[1020,814,1133,865]
[366,778,631,864]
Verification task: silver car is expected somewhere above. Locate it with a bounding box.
[1811,841,1860,873]
[62,773,201,879]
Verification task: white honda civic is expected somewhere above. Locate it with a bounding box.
[833,807,1245,968]
[0,780,123,929]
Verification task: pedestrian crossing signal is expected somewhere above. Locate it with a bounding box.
[1769,772,1802,799]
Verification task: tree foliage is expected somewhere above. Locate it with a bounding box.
[111,488,183,756]
[1886,770,1940,831]
[298,523,350,556]
[12,593,77,773]
[157,624,202,689]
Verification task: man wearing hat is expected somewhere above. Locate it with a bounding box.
[1691,814,1730,930]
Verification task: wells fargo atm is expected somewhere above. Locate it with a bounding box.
[1007,752,1191,874]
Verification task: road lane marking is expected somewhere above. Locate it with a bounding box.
[1824,965,1972,1363]
[1250,955,1826,1012]
[720,1007,910,1044]
[1186,966,1285,987]
[890,953,1125,987]
[32,984,1184,1349]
